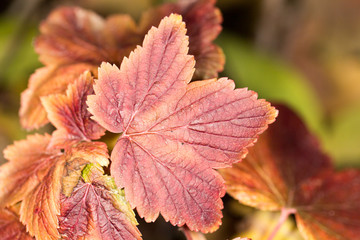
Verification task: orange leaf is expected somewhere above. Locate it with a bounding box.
[36,2,223,78]
[20,158,64,240]
[87,14,276,232]
[20,64,96,130]
[0,134,60,207]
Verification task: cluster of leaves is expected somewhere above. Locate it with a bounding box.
[2,0,358,239]
[19,0,224,130]
[0,0,277,239]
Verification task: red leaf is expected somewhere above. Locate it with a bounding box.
[59,164,141,240]
[41,71,105,148]
[0,208,34,240]
[88,14,277,232]
[220,105,360,239]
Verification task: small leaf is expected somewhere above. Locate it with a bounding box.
[0,208,34,240]
[41,71,105,148]
[19,141,109,240]
[220,105,360,239]
[0,134,60,207]
[59,163,141,240]
[20,64,96,130]
[88,14,276,232]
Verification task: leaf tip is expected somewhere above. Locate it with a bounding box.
[168,13,183,23]
[99,61,117,71]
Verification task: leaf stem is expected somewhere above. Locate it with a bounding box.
[267,207,296,240]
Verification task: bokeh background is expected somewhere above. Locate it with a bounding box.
[0,0,359,239]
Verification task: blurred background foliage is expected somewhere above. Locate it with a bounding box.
[0,0,360,239]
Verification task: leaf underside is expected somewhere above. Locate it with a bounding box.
[220,105,360,239]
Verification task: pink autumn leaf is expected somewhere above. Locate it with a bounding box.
[87,14,277,232]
